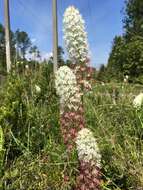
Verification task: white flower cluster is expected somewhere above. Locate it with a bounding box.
[76,128,101,167]
[63,6,89,63]
[83,80,92,90]
[124,75,129,83]
[55,66,81,111]
[25,65,29,69]
[35,85,41,93]
[133,93,143,108]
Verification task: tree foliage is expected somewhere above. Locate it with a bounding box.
[58,46,65,67]
[15,30,31,59]
[97,64,107,81]
[0,24,42,74]
[48,46,65,67]
[123,37,143,79]
[0,24,6,73]
[0,24,16,73]
[124,0,143,41]
[107,36,125,81]
[107,0,143,82]
[29,45,41,61]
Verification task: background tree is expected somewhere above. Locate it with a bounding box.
[0,24,6,72]
[97,64,107,81]
[48,46,65,67]
[107,36,125,81]
[57,46,65,67]
[29,45,41,61]
[0,23,16,73]
[15,30,31,59]
[123,36,143,81]
[28,45,41,70]
[124,0,143,41]
[106,0,143,83]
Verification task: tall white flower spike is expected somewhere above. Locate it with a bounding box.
[63,6,89,64]
[55,66,81,112]
[76,128,101,168]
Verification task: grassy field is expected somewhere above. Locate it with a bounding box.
[0,68,143,190]
[85,83,143,190]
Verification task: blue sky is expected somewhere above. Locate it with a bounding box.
[0,0,125,68]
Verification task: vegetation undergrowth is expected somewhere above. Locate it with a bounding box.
[0,0,143,189]
[0,64,78,190]
[85,83,143,190]
[0,67,143,189]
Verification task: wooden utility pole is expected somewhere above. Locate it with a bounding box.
[4,0,11,73]
[52,0,58,73]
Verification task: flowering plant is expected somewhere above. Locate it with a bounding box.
[75,128,101,190]
[133,93,143,108]
[55,66,82,111]
[63,6,89,64]
[76,128,101,167]
[35,85,41,93]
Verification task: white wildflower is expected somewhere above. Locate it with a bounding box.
[125,75,129,79]
[76,128,101,167]
[35,85,41,93]
[101,82,105,86]
[83,80,92,90]
[25,65,29,69]
[124,75,129,83]
[63,6,89,63]
[133,93,143,108]
[124,78,127,83]
[55,66,81,111]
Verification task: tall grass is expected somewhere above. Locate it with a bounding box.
[0,69,143,189]
[85,83,143,190]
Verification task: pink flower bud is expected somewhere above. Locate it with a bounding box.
[67,144,73,151]
[89,182,95,189]
[64,175,69,182]
[79,124,84,129]
[70,128,76,136]
[70,112,76,117]
[81,184,86,190]
[80,67,86,72]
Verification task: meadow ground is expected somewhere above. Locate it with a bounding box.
[0,69,143,190]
